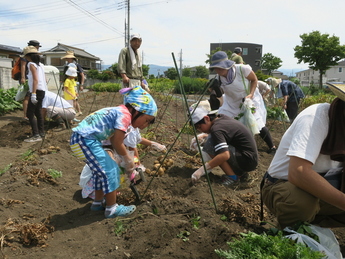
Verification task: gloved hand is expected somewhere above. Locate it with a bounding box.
[151,141,167,152]
[120,154,135,179]
[31,93,38,104]
[191,163,212,184]
[190,133,208,151]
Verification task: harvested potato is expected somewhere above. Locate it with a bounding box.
[158,167,165,176]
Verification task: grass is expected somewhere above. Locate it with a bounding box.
[0,164,12,176]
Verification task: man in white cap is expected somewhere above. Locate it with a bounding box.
[117,33,149,91]
[261,82,345,229]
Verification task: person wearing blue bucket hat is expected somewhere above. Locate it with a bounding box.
[70,86,157,218]
[210,51,277,157]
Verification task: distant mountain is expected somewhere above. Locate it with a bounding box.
[148,64,170,77]
[101,64,169,77]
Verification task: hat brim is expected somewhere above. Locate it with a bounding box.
[61,55,76,59]
[326,83,345,102]
[209,59,235,70]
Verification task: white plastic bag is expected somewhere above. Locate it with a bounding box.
[278,109,290,123]
[79,164,92,188]
[15,84,28,102]
[239,98,260,135]
[284,226,342,259]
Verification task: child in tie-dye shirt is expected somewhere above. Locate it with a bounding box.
[70,86,157,218]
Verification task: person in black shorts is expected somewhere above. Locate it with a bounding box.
[190,106,258,186]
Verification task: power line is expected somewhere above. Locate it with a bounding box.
[63,0,123,35]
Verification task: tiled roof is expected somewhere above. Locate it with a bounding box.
[0,44,22,53]
[42,43,100,60]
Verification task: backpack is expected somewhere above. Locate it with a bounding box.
[12,58,21,80]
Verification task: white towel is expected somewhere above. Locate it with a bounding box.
[129,46,142,70]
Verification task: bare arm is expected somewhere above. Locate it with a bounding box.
[20,59,27,84]
[208,151,230,169]
[139,137,151,146]
[288,156,345,211]
[30,64,38,93]
[110,129,128,157]
[245,71,258,99]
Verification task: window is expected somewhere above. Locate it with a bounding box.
[51,58,63,66]
[242,48,248,55]
[339,67,343,73]
[255,47,261,53]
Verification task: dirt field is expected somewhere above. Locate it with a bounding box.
[0,90,344,259]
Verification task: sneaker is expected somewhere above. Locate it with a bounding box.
[106,204,136,218]
[54,123,66,132]
[73,118,81,122]
[90,199,106,211]
[267,147,277,154]
[221,175,239,186]
[24,135,42,143]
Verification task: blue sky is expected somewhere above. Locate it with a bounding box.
[2,0,345,75]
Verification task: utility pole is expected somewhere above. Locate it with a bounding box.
[118,0,130,47]
[127,0,130,47]
[179,49,183,76]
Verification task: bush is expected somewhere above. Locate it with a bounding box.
[300,92,335,110]
[0,88,22,116]
[173,77,208,94]
[149,78,175,93]
[89,82,121,92]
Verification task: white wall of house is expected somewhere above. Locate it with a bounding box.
[0,57,60,90]
[296,61,345,87]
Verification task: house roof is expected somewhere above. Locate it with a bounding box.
[42,43,100,61]
[0,44,22,54]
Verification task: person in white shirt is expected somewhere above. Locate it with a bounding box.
[23,46,47,142]
[42,91,76,130]
[261,83,345,229]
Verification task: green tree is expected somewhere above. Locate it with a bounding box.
[182,67,192,77]
[164,67,178,80]
[261,53,282,75]
[142,64,150,77]
[109,63,120,78]
[205,47,232,64]
[194,66,209,78]
[294,31,345,88]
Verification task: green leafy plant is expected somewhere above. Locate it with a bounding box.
[89,82,121,92]
[177,230,190,242]
[0,88,22,116]
[114,221,126,236]
[21,149,35,161]
[47,169,63,179]
[0,164,12,176]
[220,215,228,221]
[190,215,201,229]
[215,231,324,258]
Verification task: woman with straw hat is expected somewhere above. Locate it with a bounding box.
[261,82,345,229]
[23,45,47,142]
